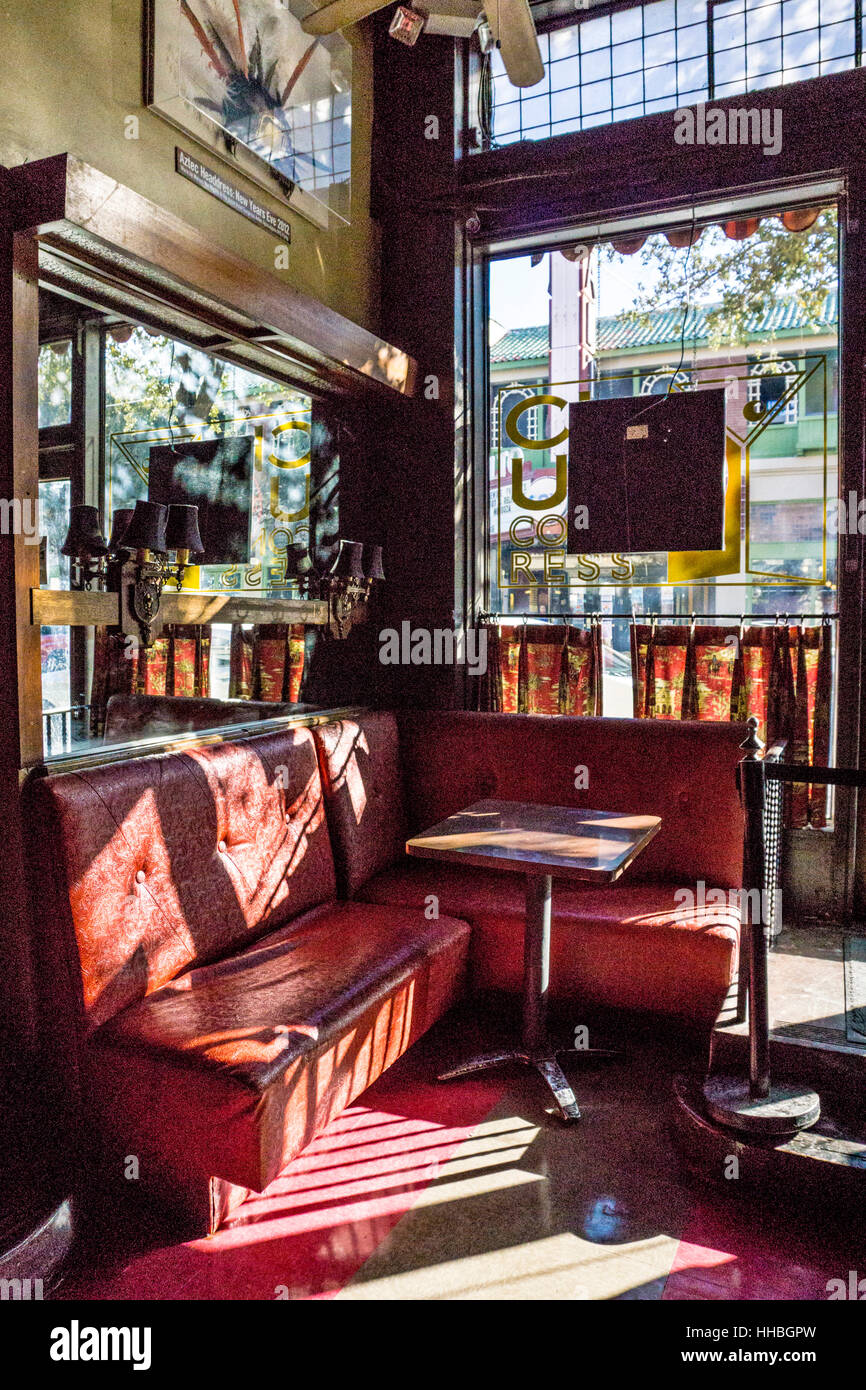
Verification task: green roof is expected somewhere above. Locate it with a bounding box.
[490,292,838,364]
[490,324,549,362]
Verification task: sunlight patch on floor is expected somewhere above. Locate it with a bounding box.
[338,1231,678,1301]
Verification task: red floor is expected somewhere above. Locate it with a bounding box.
[60,1030,859,1302]
[63,1072,507,1301]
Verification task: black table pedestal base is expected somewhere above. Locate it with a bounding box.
[437,873,624,1124]
[437,1049,582,1123]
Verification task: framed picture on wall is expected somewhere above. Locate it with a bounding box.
[146,0,352,229]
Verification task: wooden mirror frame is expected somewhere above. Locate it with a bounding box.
[4,154,417,768]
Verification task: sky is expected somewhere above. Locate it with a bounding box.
[489,245,667,336]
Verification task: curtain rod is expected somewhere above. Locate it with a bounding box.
[477,611,839,622]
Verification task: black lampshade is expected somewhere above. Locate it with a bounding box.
[284,542,314,578]
[108,508,134,551]
[329,539,364,580]
[121,500,168,553]
[165,504,204,555]
[60,505,108,557]
[362,543,385,582]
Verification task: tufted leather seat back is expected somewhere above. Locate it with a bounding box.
[29,727,335,1033]
[395,710,747,888]
[313,713,408,898]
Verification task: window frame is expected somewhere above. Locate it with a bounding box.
[456,67,866,917]
[472,0,865,149]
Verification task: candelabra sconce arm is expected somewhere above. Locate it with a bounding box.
[326,576,373,640]
[287,540,384,640]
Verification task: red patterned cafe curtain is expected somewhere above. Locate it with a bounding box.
[473,619,602,716]
[134,624,211,700]
[226,622,304,700]
[631,619,832,827]
[252,623,306,702]
[229,623,306,703]
[229,623,254,700]
[90,623,211,736]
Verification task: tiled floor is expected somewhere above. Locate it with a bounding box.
[60,1000,864,1302]
[718,921,862,1044]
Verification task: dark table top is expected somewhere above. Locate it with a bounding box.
[406,799,662,883]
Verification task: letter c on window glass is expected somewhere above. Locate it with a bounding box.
[537,514,567,546]
[509,515,536,546]
[504,394,569,451]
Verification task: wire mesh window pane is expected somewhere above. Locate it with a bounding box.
[677,22,707,59]
[645,0,677,34]
[487,0,861,148]
[612,39,645,75]
[582,46,612,81]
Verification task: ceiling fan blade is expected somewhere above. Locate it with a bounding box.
[424,0,485,37]
[301,0,390,36]
[489,0,545,88]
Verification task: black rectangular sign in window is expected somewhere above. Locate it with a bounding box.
[567,389,727,554]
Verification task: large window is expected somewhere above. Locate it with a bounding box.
[37,340,72,428]
[480,0,860,148]
[36,300,324,760]
[486,199,839,717]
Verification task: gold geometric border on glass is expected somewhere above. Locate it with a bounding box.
[108,407,312,592]
[492,357,833,591]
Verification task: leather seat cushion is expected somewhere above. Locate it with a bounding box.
[358,862,739,1021]
[86,900,470,1193]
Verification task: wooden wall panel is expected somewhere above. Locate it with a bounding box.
[0,187,38,1066]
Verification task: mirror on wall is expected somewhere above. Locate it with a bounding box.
[35,290,331,760]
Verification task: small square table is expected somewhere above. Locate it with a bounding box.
[407,799,661,1123]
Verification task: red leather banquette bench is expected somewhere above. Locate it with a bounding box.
[27,710,746,1235]
[328,711,748,1021]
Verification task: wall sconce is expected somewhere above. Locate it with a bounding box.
[108,508,135,553]
[284,542,317,593]
[363,543,386,583]
[164,504,205,589]
[328,540,385,639]
[60,506,109,589]
[284,539,385,638]
[105,507,134,592]
[115,499,204,647]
